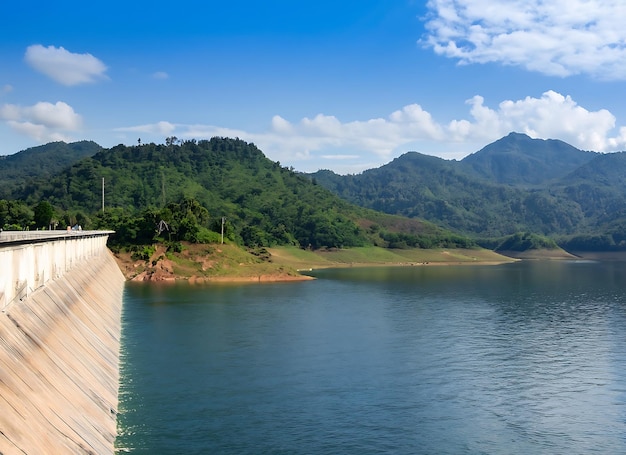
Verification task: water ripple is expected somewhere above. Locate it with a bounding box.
[117,262,626,454]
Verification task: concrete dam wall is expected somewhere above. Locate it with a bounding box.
[0,232,124,454]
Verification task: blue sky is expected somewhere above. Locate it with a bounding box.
[2,0,626,173]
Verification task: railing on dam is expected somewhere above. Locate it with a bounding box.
[0,230,114,312]
[0,229,113,245]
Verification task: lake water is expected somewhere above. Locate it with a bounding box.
[116,261,626,454]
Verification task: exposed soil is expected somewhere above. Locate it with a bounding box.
[112,243,525,284]
[112,244,313,283]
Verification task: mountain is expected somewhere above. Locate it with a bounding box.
[460,132,597,186]
[550,152,626,230]
[311,152,528,236]
[6,133,626,252]
[0,141,101,198]
[309,133,626,242]
[9,137,473,250]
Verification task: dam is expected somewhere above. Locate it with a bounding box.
[0,230,124,454]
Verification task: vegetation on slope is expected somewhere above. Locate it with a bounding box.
[0,141,101,199]
[4,137,475,252]
[309,133,626,250]
[460,132,597,186]
[494,232,559,252]
[310,151,585,237]
[8,133,626,257]
[114,242,514,283]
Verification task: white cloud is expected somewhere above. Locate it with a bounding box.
[28,101,82,129]
[320,154,361,160]
[115,121,176,135]
[0,101,82,143]
[114,91,626,173]
[423,0,626,79]
[25,44,108,86]
[459,91,619,151]
[7,121,72,143]
[271,115,293,134]
[1,84,12,95]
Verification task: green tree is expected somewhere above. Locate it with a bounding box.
[0,199,34,230]
[33,201,54,229]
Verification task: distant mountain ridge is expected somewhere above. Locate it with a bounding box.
[0,141,101,198]
[5,137,472,250]
[5,133,626,252]
[460,132,598,186]
[310,132,626,247]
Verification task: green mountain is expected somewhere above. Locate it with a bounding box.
[312,152,527,236]
[309,133,626,246]
[8,133,626,253]
[9,138,473,250]
[460,132,597,186]
[0,141,101,198]
[548,152,626,247]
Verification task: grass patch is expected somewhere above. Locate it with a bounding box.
[268,246,515,270]
[115,243,515,282]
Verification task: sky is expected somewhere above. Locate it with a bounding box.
[2,0,626,174]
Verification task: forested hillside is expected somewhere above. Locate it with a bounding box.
[5,137,473,250]
[311,150,584,237]
[460,132,597,186]
[6,133,626,253]
[0,141,101,198]
[310,133,626,250]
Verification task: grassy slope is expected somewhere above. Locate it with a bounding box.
[114,243,306,282]
[268,246,516,270]
[495,248,577,260]
[113,243,516,282]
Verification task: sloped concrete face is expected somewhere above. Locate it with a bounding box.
[0,244,124,454]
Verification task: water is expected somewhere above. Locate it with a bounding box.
[116,261,626,454]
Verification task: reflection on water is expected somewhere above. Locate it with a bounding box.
[117,261,626,454]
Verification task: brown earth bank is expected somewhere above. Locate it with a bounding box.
[112,243,314,283]
[111,243,518,283]
[110,243,626,285]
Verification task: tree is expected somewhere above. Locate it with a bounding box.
[33,201,54,229]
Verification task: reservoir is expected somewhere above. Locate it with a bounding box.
[116,261,626,454]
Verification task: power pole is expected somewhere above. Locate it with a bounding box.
[161,170,166,207]
[102,177,105,213]
[221,217,225,244]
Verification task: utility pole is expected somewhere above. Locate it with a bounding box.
[102,177,105,213]
[161,170,166,207]
[221,217,225,244]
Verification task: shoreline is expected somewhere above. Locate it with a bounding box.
[113,257,516,284]
[112,244,519,283]
[113,243,622,284]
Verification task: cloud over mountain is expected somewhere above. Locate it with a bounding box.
[0,101,82,142]
[114,91,626,173]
